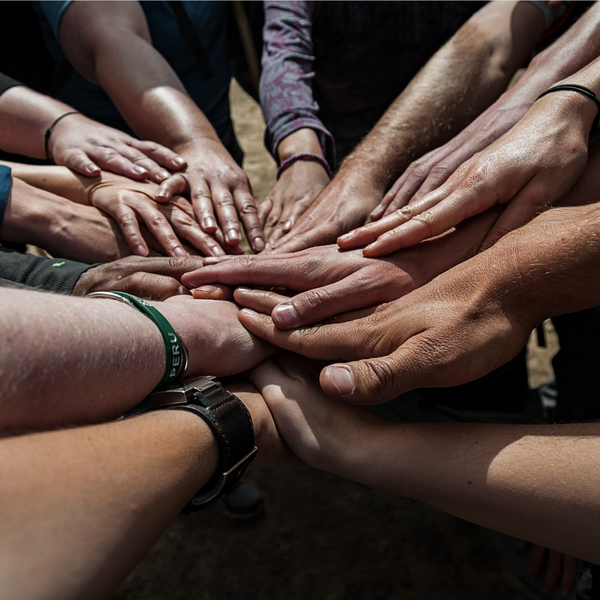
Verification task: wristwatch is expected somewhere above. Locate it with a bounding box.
[127,375,257,513]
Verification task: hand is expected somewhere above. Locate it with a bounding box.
[154,296,277,377]
[264,175,381,254]
[177,139,264,253]
[226,379,301,468]
[259,160,330,244]
[184,209,499,329]
[72,256,207,299]
[343,91,595,257]
[370,101,531,220]
[84,172,228,257]
[246,354,372,468]
[48,112,186,182]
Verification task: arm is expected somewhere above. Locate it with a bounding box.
[248,355,600,566]
[0,287,274,433]
[57,1,263,253]
[345,54,600,257]
[269,0,546,253]
[6,162,226,257]
[377,1,600,216]
[0,380,286,600]
[0,83,185,182]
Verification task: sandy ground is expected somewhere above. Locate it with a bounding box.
[113,81,558,600]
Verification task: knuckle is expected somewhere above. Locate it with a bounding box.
[238,201,258,215]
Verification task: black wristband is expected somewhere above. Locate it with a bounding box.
[44,111,79,163]
[536,84,600,137]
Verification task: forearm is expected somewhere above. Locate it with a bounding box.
[0,409,217,600]
[0,288,165,432]
[337,1,545,193]
[0,86,76,159]
[4,161,90,204]
[321,417,600,564]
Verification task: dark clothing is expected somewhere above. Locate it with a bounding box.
[0,246,94,294]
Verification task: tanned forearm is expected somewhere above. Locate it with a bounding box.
[337,1,545,193]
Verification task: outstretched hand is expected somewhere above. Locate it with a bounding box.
[342,91,594,257]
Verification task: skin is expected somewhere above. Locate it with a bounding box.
[71,256,206,299]
[6,163,236,257]
[248,355,600,569]
[0,285,292,599]
[183,207,502,329]
[341,58,600,257]
[375,1,600,215]
[57,1,264,253]
[265,1,545,254]
[0,288,275,432]
[0,84,185,181]
[237,201,600,404]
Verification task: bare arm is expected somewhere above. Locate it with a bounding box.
[249,355,600,566]
[0,84,184,181]
[269,0,546,253]
[57,1,264,253]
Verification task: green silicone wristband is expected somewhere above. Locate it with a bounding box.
[86,291,188,388]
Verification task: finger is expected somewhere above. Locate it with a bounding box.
[234,287,291,314]
[337,211,409,250]
[479,187,547,252]
[192,284,234,300]
[131,201,188,257]
[362,187,489,258]
[267,229,324,254]
[542,551,563,595]
[91,148,151,180]
[128,139,187,172]
[275,197,313,240]
[238,308,372,361]
[262,199,282,241]
[109,204,149,257]
[258,198,273,230]
[156,174,189,203]
[233,185,265,252]
[61,149,102,178]
[189,177,218,233]
[112,272,191,301]
[560,555,577,598]
[269,277,397,329]
[162,204,225,257]
[210,184,242,245]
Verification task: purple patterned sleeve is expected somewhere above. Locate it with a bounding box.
[260,1,335,167]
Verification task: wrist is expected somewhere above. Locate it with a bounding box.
[277,128,324,162]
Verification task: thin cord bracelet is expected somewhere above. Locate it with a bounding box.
[277,152,333,180]
[86,291,189,389]
[536,84,600,136]
[44,111,79,163]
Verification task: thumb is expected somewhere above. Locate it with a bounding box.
[320,348,426,405]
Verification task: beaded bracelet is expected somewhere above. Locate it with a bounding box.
[86,291,189,389]
[44,111,79,163]
[277,152,333,180]
[536,84,600,136]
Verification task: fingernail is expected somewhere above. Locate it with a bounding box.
[327,366,355,397]
[339,230,356,242]
[202,217,216,230]
[86,165,100,176]
[240,308,258,317]
[365,242,376,252]
[173,156,186,167]
[194,285,218,296]
[173,247,187,257]
[273,303,297,327]
[226,229,240,244]
[283,220,293,231]
[135,244,148,256]
[236,287,252,294]
[211,246,226,257]
[156,188,168,199]
[134,166,148,176]
[203,255,232,264]
[253,237,265,252]
[158,170,170,180]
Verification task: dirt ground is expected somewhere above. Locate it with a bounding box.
[113,81,559,600]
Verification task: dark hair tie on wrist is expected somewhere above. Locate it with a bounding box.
[44,111,79,163]
[536,84,600,137]
[277,152,333,180]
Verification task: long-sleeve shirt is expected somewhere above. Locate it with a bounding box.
[260,1,486,168]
